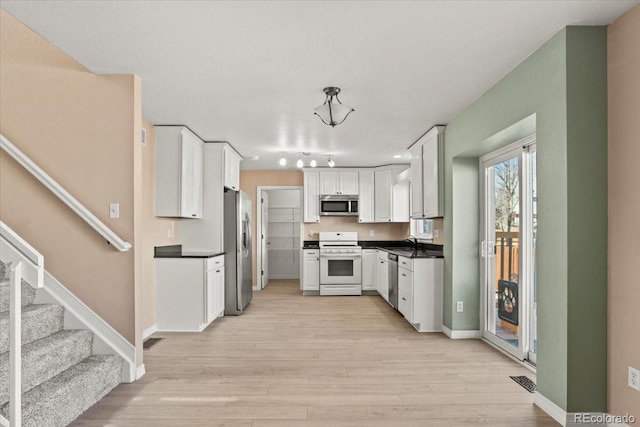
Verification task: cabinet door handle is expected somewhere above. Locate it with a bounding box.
[402,274,406,277]
[402,297,406,301]
[192,214,197,217]
[216,270,221,273]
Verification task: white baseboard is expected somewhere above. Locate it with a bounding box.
[534,391,566,426]
[442,325,481,339]
[35,271,137,383]
[136,363,146,380]
[143,324,157,339]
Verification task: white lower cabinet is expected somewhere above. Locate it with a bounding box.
[361,249,377,290]
[397,256,443,332]
[375,250,389,301]
[156,255,225,332]
[301,249,320,292]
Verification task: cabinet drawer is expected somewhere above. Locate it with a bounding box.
[398,267,413,296]
[398,291,413,321]
[304,249,319,258]
[399,256,412,271]
[207,256,225,271]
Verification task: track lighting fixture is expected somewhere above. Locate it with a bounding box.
[279,155,287,166]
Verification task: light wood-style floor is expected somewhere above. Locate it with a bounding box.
[72,280,557,426]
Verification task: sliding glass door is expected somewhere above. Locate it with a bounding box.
[480,137,536,363]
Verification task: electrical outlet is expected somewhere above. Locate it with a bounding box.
[434,228,440,239]
[308,230,314,237]
[629,366,640,391]
[456,301,464,312]
[369,229,375,237]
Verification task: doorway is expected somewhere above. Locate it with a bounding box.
[480,136,537,363]
[256,186,303,290]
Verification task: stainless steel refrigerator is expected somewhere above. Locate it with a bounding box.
[224,189,253,315]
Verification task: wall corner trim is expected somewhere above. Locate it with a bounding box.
[442,325,481,339]
[136,363,146,380]
[534,391,567,426]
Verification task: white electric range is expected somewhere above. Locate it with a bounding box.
[318,232,362,296]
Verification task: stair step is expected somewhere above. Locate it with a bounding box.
[0,354,122,427]
[0,329,93,405]
[0,280,37,313]
[0,304,64,354]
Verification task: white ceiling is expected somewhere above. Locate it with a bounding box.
[2,1,636,169]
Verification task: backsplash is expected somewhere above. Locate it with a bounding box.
[303,216,409,241]
[303,216,443,244]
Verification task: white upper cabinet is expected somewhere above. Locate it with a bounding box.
[339,171,359,195]
[392,176,410,222]
[358,170,375,223]
[410,126,444,218]
[374,169,392,222]
[319,171,359,195]
[409,144,423,218]
[224,146,242,191]
[303,171,320,223]
[155,126,204,218]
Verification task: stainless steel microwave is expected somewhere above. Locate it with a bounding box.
[319,195,358,216]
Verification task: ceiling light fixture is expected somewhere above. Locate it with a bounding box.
[296,156,304,168]
[314,87,355,127]
[327,156,336,168]
[279,155,287,166]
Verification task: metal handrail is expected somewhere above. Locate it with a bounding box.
[0,134,131,252]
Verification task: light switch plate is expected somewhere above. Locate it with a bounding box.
[109,203,119,219]
[629,366,640,391]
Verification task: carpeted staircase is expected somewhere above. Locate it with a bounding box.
[0,262,122,426]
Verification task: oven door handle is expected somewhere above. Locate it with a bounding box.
[320,254,362,258]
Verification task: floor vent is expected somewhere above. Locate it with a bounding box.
[143,337,162,350]
[510,375,536,393]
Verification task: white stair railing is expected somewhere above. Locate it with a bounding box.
[0,134,131,252]
[1,221,45,427]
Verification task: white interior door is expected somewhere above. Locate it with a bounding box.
[261,191,269,289]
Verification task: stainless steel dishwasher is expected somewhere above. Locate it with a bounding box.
[388,253,398,309]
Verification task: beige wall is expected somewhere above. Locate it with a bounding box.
[0,10,140,355]
[607,4,640,418]
[303,217,443,245]
[140,120,181,333]
[303,217,409,241]
[240,170,304,285]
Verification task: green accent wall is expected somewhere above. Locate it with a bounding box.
[565,27,608,411]
[442,27,607,412]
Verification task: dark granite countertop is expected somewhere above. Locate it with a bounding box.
[154,245,224,259]
[302,241,320,249]
[373,247,444,259]
[302,240,443,258]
